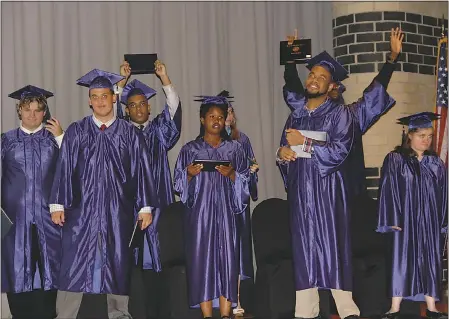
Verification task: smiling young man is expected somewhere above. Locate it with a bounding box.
[277,28,404,319]
[49,69,160,319]
[2,85,64,319]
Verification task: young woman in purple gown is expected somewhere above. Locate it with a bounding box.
[174,95,250,319]
[377,112,447,319]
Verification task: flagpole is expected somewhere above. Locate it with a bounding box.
[438,15,448,299]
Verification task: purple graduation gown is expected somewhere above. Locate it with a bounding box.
[377,152,448,301]
[284,80,396,198]
[173,138,250,308]
[278,99,355,292]
[1,128,61,293]
[136,104,181,271]
[50,116,159,295]
[236,132,258,279]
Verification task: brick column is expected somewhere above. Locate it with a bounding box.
[332,1,448,199]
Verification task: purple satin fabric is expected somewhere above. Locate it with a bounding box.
[345,80,396,198]
[50,116,159,295]
[377,152,448,301]
[277,99,355,292]
[1,128,61,293]
[236,132,257,280]
[136,103,182,271]
[283,81,396,199]
[174,139,250,308]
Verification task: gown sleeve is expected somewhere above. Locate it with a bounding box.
[173,144,197,209]
[229,145,251,214]
[376,152,404,233]
[50,124,80,209]
[151,102,182,150]
[283,64,305,112]
[131,129,160,213]
[347,80,396,134]
[311,106,355,177]
[240,135,258,201]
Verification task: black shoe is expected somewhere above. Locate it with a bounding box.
[344,315,360,319]
[381,311,400,319]
[426,310,448,319]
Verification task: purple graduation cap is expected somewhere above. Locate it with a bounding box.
[306,50,349,93]
[8,85,54,121]
[195,94,234,106]
[76,69,125,118]
[397,112,440,129]
[120,79,157,105]
[397,111,440,143]
[76,69,125,90]
[8,85,54,100]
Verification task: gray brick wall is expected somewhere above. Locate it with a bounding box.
[332,11,448,75]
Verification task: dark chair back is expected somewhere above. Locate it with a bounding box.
[252,198,292,267]
[158,201,186,268]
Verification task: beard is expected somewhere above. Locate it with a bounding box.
[305,89,327,99]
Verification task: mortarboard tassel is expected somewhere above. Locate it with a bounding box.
[44,107,52,123]
[401,125,406,144]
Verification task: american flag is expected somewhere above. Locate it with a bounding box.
[435,36,448,165]
[434,36,448,284]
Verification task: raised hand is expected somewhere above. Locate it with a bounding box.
[154,60,167,77]
[118,61,131,88]
[390,27,404,60]
[287,28,298,46]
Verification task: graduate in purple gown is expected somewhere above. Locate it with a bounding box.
[276,53,361,319]
[173,95,250,319]
[217,90,259,314]
[2,85,64,319]
[377,112,448,319]
[49,69,159,319]
[283,28,403,198]
[117,60,181,317]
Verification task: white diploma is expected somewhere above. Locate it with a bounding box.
[290,130,327,158]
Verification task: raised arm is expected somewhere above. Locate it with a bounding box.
[348,28,403,133]
[151,62,182,149]
[282,30,306,111]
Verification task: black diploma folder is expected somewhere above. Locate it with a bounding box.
[193,159,231,172]
[124,53,159,75]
